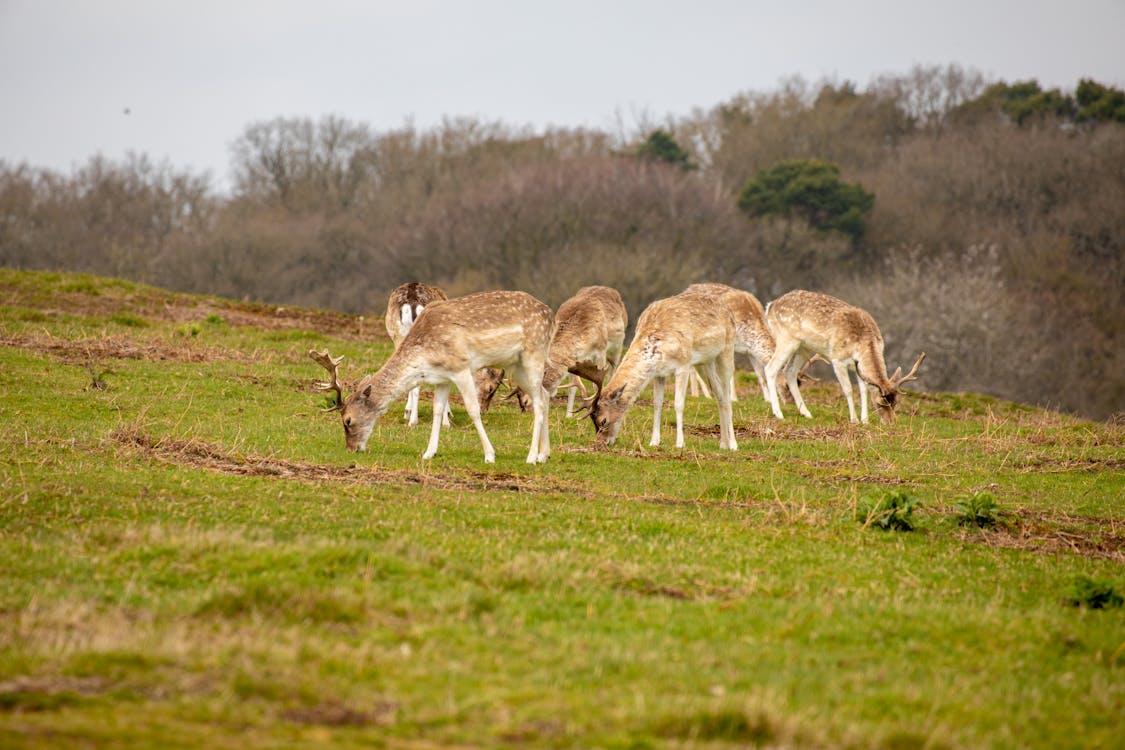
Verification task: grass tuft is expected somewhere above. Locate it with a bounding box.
[1062,575,1123,609]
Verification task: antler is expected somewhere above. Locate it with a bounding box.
[308,349,346,411]
[890,352,926,389]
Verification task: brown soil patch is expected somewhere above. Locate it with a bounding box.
[112,428,773,511]
[953,508,1125,562]
[4,284,378,340]
[112,427,589,497]
[687,423,858,442]
[282,699,398,727]
[1,331,249,365]
[1014,455,1125,473]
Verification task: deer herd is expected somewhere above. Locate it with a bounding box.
[310,282,924,464]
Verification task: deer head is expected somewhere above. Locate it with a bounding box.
[475,368,506,413]
[588,385,628,446]
[309,349,384,451]
[872,352,926,424]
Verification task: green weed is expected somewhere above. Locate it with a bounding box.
[954,491,1001,528]
[856,490,921,531]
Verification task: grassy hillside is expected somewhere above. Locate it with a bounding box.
[1,269,1122,749]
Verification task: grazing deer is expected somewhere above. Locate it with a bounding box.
[684,283,775,403]
[763,290,925,424]
[542,285,628,415]
[314,291,554,463]
[485,286,628,418]
[384,282,450,427]
[589,291,738,450]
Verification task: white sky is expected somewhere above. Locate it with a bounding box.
[2,0,1122,190]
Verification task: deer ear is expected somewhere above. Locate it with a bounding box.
[607,386,625,402]
[362,384,372,400]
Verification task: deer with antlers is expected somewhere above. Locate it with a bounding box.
[542,285,628,414]
[313,290,554,463]
[588,290,738,450]
[763,290,925,424]
[479,286,628,418]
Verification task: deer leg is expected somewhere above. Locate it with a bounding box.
[673,368,691,449]
[650,376,665,447]
[510,364,549,464]
[781,354,812,419]
[830,359,858,423]
[751,357,771,403]
[450,370,496,463]
[708,354,738,451]
[566,384,578,417]
[422,384,451,459]
[442,400,452,429]
[535,384,550,462]
[858,374,871,424]
[765,341,800,419]
[405,386,420,425]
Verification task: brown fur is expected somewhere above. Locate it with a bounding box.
[764,290,923,424]
[592,291,738,450]
[344,291,556,463]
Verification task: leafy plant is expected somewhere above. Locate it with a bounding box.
[954,491,1000,528]
[856,490,920,531]
[1063,575,1123,609]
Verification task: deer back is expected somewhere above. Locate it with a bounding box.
[550,286,627,369]
[398,291,554,372]
[684,283,773,361]
[606,292,734,399]
[767,290,892,387]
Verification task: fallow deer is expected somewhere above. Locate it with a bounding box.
[315,291,554,463]
[683,283,776,403]
[384,282,449,427]
[483,286,628,418]
[589,291,738,450]
[763,290,925,424]
[542,285,628,415]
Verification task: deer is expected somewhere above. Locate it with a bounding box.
[542,285,628,416]
[384,282,450,427]
[683,283,776,404]
[763,289,925,424]
[588,290,738,451]
[314,290,554,464]
[481,286,628,418]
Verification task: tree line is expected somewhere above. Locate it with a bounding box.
[2,65,1122,419]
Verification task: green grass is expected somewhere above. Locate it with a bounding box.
[1,269,1123,749]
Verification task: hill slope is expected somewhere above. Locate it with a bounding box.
[1,270,1122,749]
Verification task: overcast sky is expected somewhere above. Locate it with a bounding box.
[2,0,1122,190]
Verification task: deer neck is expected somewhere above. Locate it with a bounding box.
[854,342,893,395]
[365,351,427,410]
[601,343,661,409]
